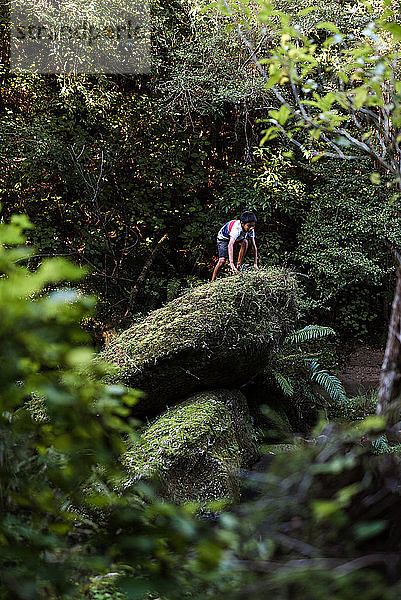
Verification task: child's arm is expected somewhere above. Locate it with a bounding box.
[251,238,258,267]
[228,238,238,273]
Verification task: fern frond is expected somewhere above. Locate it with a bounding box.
[285,325,336,345]
[303,358,347,404]
[301,387,326,406]
[261,406,292,432]
[272,371,294,397]
[277,352,316,362]
[372,435,392,454]
[303,358,320,373]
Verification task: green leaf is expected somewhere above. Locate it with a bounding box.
[353,86,368,109]
[313,500,339,519]
[272,371,294,397]
[312,500,347,526]
[337,483,360,507]
[316,22,341,35]
[335,136,351,147]
[285,325,336,345]
[199,2,220,15]
[265,70,284,90]
[304,358,347,404]
[260,126,279,144]
[337,70,349,84]
[316,92,336,112]
[370,172,381,185]
[383,21,401,40]
[354,521,388,540]
[299,6,319,16]
[10,214,33,230]
[36,258,85,284]
[269,104,291,125]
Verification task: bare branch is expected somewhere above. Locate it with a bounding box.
[273,121,359,159]
[124,233,169,316]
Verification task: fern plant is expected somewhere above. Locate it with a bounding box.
[285,325,338,345]
[272,325,347,408]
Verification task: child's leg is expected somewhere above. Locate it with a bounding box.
[211,240,229,281]
[237,240,248,268]
[211,257,226,282]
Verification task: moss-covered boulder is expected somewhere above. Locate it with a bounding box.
[101,268,300,417]
[120,389,259,504]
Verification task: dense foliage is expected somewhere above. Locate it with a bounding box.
[0,217,226,599]
[2,216,401,600]
[3,1,401,598]
[1,0,400,337]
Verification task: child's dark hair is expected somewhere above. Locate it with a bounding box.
[240,211,257,224]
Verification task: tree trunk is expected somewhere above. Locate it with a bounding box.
[377,266,401,422]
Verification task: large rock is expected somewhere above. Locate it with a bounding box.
[100,268,300,417]
[120,389,259,504]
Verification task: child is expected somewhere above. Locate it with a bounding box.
[211,211,258,282]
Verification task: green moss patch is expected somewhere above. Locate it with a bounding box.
[120,389,259,504]
[328,389,378,422]
[100,268,300,417]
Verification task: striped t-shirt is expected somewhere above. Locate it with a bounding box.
[217,220,255,243]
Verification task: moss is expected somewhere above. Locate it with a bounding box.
[120,389,259,504]
[261,443,298,455]
[100,268,301,417]
[328,388,378,421]
[79,576,128,600]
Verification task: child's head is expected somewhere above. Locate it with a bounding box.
[240,211,257,232]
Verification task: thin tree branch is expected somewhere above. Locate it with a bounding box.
[124,233,168,316]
